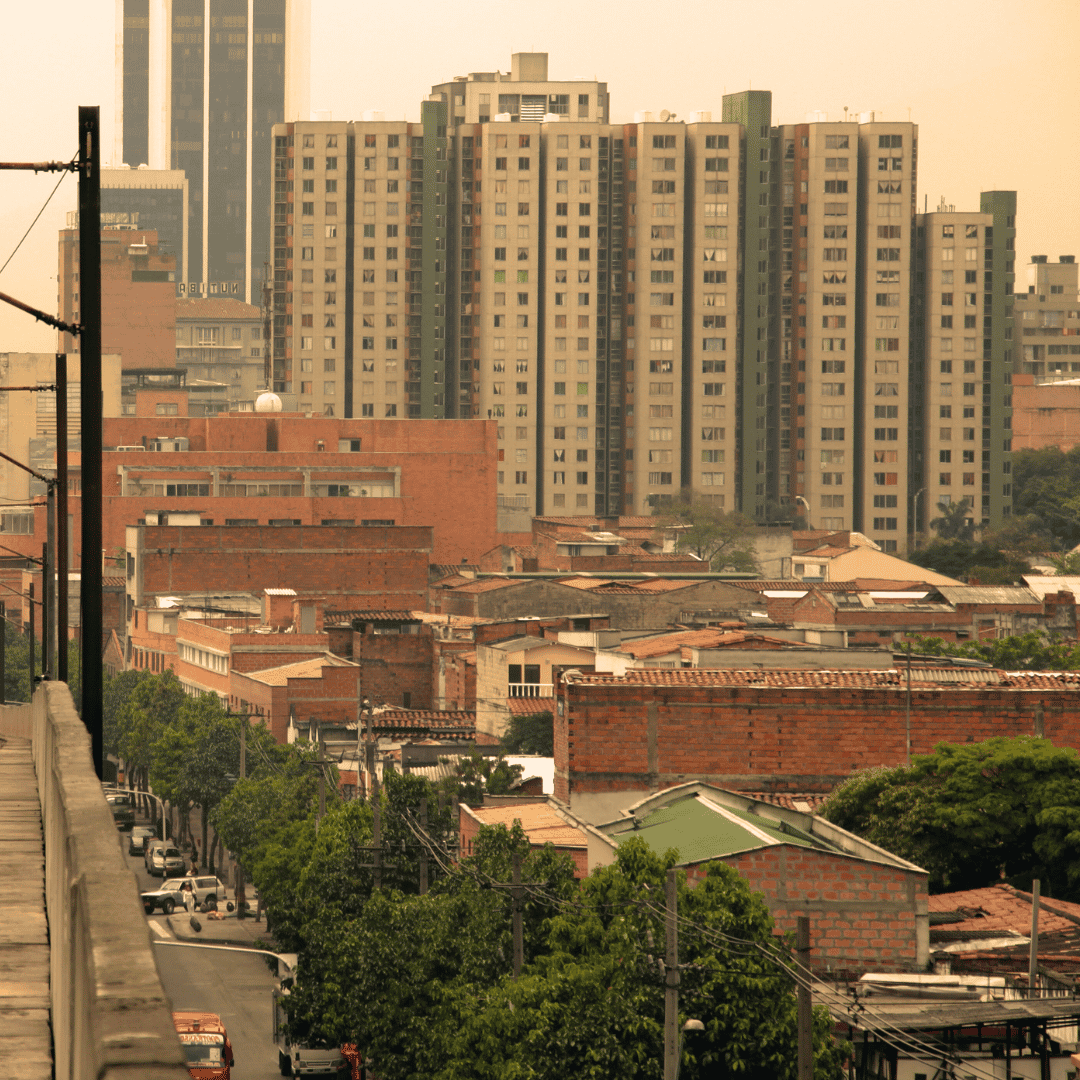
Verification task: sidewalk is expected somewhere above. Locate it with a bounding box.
[165,902,278,951]
[0,736,51,1080]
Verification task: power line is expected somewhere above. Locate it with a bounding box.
[0,153,76,280]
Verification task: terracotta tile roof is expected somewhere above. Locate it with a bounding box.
[505,697,556,716]
[466,802,587,848]
[103,575,126,588]
[510,545,540,559]
[242,654,355,686]
[447,577,526,593]
[323,610,420,625]
[430,564,480,581]
[408,610,487,627]
[373,709,475,738]
[739,791,830,812]
[929,884,1080,937]
[558,577,703,594]
[562,667,1080,690]
[176,297,262,319]
[614,627,807,659]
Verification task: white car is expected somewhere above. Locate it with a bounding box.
[147,844,186,878]
[142,875,228,916]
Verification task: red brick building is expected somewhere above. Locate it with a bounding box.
[592,783,929,974]
[555,667,1080,823]
[126,524,433,616]
[1012,373,1080,453]
[9,413,498,572]
[58,228,176,366]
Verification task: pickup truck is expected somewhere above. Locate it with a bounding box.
[273,988,348,1077]
[142,876,228,916]
[173,1010,234,1080]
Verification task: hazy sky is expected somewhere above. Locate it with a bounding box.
[1,0,1077,352]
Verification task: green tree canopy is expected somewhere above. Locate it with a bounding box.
[929,500,976,542]
[282,829,845,1080]
[903,631,1080,670]
[821,737,1080,897]
[500,709,554,757]
[1012,445,1080,550]
[657,491,760,573]
[907,539,1032,584]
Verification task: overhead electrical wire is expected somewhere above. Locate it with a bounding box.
[0,153,77,280]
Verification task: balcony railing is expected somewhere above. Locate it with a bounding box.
[508,683,554,698]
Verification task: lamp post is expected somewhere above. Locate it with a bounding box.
[795,495,811,530]
[912,487,926,552]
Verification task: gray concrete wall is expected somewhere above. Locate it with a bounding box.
[27,684,189,1080]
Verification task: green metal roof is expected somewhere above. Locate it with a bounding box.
[608,794,838,864]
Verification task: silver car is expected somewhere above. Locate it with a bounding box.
[148,845,186,877]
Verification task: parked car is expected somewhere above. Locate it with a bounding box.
[145,839,164,873]
[129,826,156,856]
[148,844,186,878]
[106,791,135,831]
[142,876,228,916]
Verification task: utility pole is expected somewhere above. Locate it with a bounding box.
[41,541,50,679]
[317,739,326,827]
[56,353,68,682]
[905,640,913,766]
[512,853,523,978]
[796,916,813,1080]
[418,798,429,895]
[0,602,5,701]
[235,716,247,918]
[663,868,679,1080]
[28,582,35,687]
[78,105,103,771]
[1029,879,1041,998]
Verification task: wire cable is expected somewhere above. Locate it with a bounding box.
[0,153,76,280]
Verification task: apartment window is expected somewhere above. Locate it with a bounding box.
[820,428,845,441]
[872,517,898,530]
[824,180,847,193]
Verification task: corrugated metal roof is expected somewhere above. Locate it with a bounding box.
[242,654,355,685]
[607,792,834,863]
[935,586,1039,605]
[1022,575,1080,598]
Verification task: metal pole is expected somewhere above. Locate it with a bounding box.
[0,602,5,702]
[511,852,523,978]
[28,582,35,692]
[1029,879,1041,998]
[419,798,429,895]
[797,916,813,1080]
[41,541,51,678]
[45,492,56,677]
[905,642,912,766]
[317,739,326,827]
[235,716,247,917]
[56,354,68,682]
[78,105,103,775]
[664,868,679,1080]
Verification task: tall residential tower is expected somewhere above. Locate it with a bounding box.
[115,0,310,303]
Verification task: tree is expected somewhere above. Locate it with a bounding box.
[282,829,845,1080]
[908,538,1031,584]
[3,619,37,703]
[902,631,1080,671]
[821,737,1080,898]
[501,709,554,757]
[929,500,976,542]
[1012,445,1080,549]
[658,491,760,573]
[438,749,524,806]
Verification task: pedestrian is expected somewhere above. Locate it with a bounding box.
[179,879,194,914]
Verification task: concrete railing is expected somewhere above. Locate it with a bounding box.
[28,683,189,1080]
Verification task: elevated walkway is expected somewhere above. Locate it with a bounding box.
[0,687,189,1080]
[0,733,50,1080]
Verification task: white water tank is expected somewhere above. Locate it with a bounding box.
[255,391,283,413]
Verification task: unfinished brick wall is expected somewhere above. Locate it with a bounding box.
[555,678,1080,810]
[351,630,433,710]
[693,845,927,975]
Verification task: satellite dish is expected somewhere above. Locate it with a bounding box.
[659,109,671,122]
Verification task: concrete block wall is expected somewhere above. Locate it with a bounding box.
[24,683,190,1080]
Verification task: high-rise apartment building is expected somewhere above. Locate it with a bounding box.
[1014,255,1080,379]
[101,167,189,281]
[267,54,1014,538]
[914,193,1016,537]
[115,0,310,303]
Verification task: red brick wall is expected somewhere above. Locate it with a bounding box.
[351,630,433,709]
[555,680,1080,802]
[442,651,476,711]
[696,845,926,974]
[134,525,432,610]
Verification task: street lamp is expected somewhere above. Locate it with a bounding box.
[912,488,926,551]
[114,786,169,840]
[795,496,811,530]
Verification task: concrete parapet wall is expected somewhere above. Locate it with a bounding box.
[30,683,189,1080]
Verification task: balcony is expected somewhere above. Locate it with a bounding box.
[508,683,554,698]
